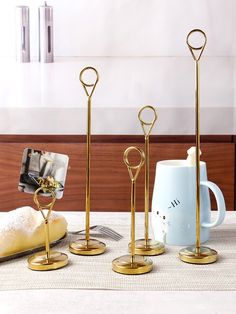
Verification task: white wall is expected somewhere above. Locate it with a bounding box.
[0,0,235,134]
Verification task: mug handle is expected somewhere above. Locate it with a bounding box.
[200,180,226,228]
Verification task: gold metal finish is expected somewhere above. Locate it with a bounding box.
[179,246,217,264]
[69,67,106,256]
[37,176,61,191]
[69,239,106,256]
[28,177,68,271]
[133,105,165,256]
[130,239,165,256]
[186,29,207,61]
[179,29,218,264]
[112,147,153,275]
[28,251,68,271]
[112,254,153,275]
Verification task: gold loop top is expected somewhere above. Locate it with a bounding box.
[33,176,59,219]
[186,29,207,61]
[138,105,157,137]
[123,146,145,181]
[79,66,99,97]
[34,187,56,219]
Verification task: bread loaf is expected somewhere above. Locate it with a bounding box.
[0,206,67,257]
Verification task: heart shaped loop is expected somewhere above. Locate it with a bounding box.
[186,29,207,61]
[123,146,145,181]
[138,105,157,137]
[79,67,99,98]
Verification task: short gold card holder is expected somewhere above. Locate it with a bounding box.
[69,67,106,256]
[131,105,165,256]
[112,147,153,275]
[179,29,217,264]
[28,177,68,271]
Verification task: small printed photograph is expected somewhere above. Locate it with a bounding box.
[18,148,69,199]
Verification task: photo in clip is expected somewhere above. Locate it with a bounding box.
[18,148,69,199]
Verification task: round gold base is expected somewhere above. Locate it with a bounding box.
[28,251,68,271]
[179,246,218,264]
[130,239,165,256]
[112,254,153,275]
[69,238,106,256]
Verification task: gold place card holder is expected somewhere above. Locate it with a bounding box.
[112,146,153,275]
[69,67,106,255]
[132,105,165,256]
[18,148,69,270]
[28,179,68,271]
[179,29,218,264]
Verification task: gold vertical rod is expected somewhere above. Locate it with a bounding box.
[69,67,105,256]
[179,30,218,264]
[85,96,91,242]
[112,146,152,275]
[131,179,136,263]
[138,105,157,247]
[195,60,201,253]
[33,184,56,266]
[144,135,149,245]
[44,218,50,261]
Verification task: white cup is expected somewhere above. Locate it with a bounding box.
[151,160,226,245]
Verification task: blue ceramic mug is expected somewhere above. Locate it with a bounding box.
[151,160,226,245]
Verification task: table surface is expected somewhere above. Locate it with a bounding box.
[0,211,235,314]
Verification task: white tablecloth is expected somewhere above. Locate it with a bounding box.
[0,211,235,314]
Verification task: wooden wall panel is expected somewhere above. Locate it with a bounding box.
[0,137,234,211]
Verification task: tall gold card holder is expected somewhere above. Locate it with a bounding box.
[179,29,218,264]
[132,105,165,256]
[112,146,153,275]
[69,67,106,255]
[28,177,68,271]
